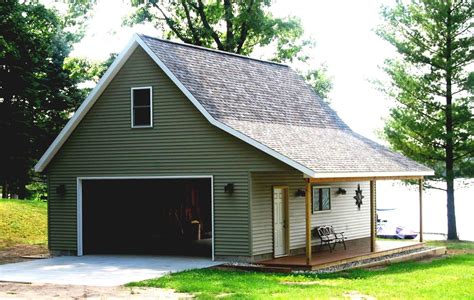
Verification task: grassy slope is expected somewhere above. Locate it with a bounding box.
[0,199,47,249]
[129,243,474,299]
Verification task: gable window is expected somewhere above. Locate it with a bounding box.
[312,187,331,213]
[131,87,152,128]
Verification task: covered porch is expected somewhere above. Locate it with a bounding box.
[261,238,424,271]
[268,174,426,269]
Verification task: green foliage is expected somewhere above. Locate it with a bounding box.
[376,0,473,180]
[0,199,47,249]
[302,65,333,100]
[124,0,331,98]
[0,0,101,198]
[25,177,47,201]
[61,0,97,43]
[128,253,474,299]
[64,53,118,86]
[376,0,473,239]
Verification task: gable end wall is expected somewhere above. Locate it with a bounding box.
[46,47,293,258]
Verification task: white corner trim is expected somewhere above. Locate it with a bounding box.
[76,177,83,256]
[35,36,140,172]
[130,86,153,128]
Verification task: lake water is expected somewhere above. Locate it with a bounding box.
[376,180,473,241]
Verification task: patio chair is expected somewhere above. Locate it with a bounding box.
[327,225,346,250]
[313,225,335,252]
[313,225,347,252]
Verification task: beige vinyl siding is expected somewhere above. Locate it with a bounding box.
[251,172,371,256]
[46,47,291,257]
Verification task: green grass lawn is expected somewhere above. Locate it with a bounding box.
[0,199,47,249]
[129,248,474,299]
[427,240,474,250]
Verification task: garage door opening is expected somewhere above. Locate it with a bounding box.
[81,177,212,257]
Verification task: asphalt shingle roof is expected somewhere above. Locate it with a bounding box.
[141,35,432,176]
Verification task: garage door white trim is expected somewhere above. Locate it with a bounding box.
[76,175,215,260]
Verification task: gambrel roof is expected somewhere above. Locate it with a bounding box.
[35,34,433,178]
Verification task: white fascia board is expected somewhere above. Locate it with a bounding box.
[35,33,313,177]
[135,35,318,177]
[34,37,140,172]
[306,170,435,179]
[35,33,433,180]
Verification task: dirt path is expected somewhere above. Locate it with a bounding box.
[0,245,49,265]
[0,282,193,299]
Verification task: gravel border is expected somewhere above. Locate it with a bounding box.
[222,247,438,274]
[295,247,435,274]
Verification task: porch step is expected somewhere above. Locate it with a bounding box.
[310,246,447,273]
[351,246,447,270]
[307,242,426,271]
[218,246,446,274]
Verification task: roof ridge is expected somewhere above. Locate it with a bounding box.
[138,33,289,68]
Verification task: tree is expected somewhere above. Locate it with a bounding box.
[125,0,331,98]
[0,0,90,198]
[377,0,473,240]
[302,65,333,101]
[64,53,118,90]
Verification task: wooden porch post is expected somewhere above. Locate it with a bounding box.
[370,180,376,252]
[419,178,424,243]
[305,179,312,265]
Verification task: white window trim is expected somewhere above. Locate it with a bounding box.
[131,86,153,128]
[312,186,331,214]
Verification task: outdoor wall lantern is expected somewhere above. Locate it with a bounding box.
[336,188,347,195]
[224,183,234,194]
[353,184,364,209]
[295,189,306,197]
[56,184,66,197]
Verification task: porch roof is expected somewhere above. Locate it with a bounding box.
[224,120,433,179]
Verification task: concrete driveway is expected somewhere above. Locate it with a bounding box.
[0,255,220,286]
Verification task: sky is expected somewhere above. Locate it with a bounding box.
[66,0,396,142]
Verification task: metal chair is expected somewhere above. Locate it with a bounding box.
[313,225,347,252]
[313,225,335,252]
[327,225,346,250]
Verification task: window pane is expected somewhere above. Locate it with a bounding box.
[133,89,150,106]
[321,188,330,210]
[134,107,151,126]
[312,186,320,212]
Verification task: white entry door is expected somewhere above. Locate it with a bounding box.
[273,187,288,257]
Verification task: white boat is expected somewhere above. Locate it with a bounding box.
[377,208,418,239]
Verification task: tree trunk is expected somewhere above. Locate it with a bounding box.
[18,182,27,200]
[1,180,7,199]
[445,5,458,240]
[446,177,457,239]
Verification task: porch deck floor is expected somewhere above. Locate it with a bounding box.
[261,240,423,270]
